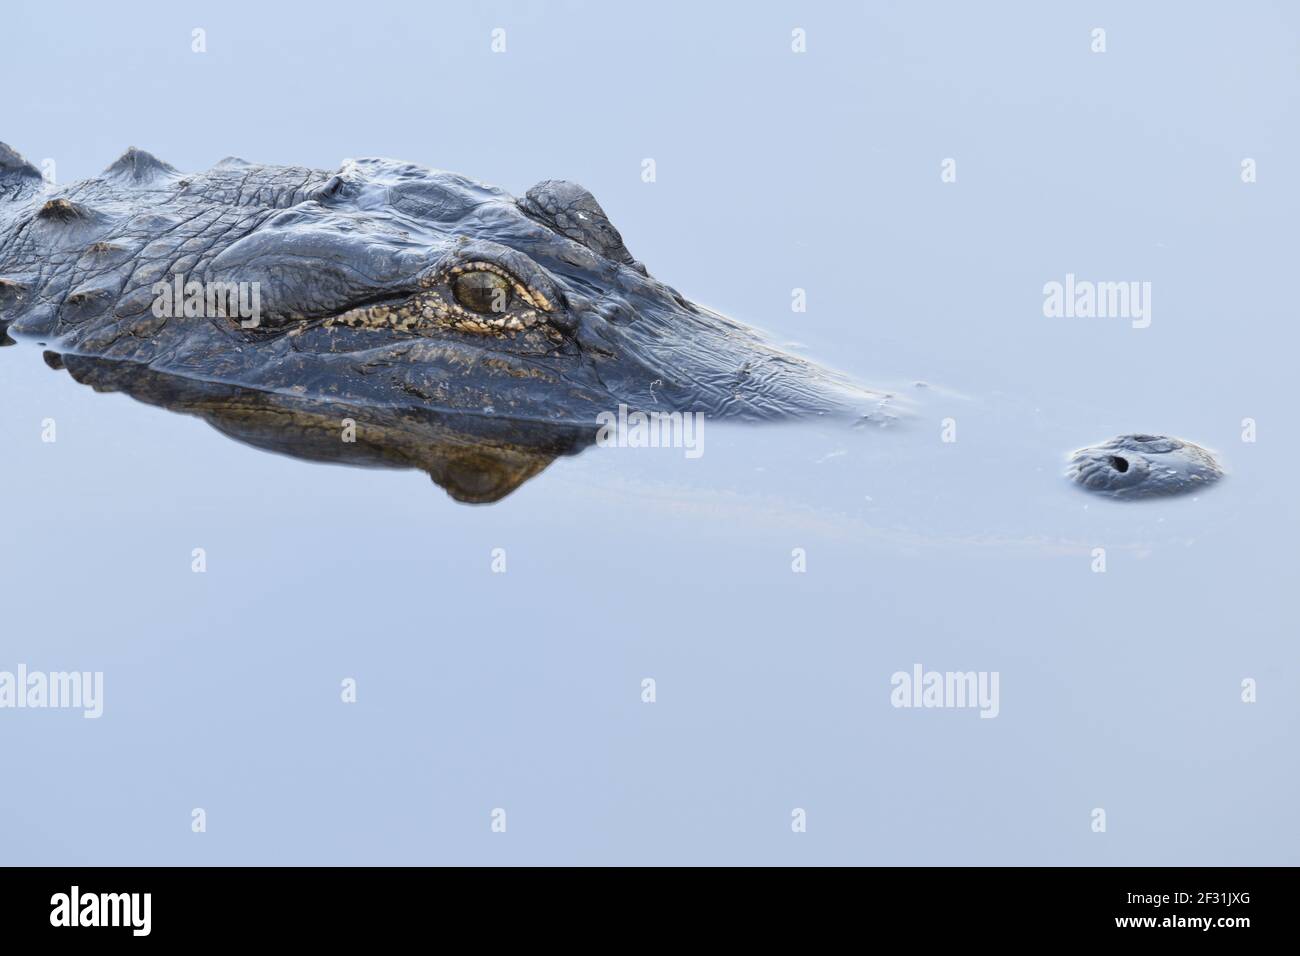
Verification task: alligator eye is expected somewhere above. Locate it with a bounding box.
[452,271,511,314]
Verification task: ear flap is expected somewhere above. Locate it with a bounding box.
[520,180,646,274]
[0,142,44,202]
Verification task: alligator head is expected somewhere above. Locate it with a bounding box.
[0,143,884,432]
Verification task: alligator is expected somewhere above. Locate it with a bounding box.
[0,142,900,500]
[0,142,878,420]
[0,143,1223,503]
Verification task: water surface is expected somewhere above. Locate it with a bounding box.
[1,0,1296,865]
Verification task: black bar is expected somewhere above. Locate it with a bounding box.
[0,866,1282,941]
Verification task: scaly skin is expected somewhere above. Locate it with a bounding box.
[0,142,884,429]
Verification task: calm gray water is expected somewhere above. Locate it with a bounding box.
[1,0,1297,865]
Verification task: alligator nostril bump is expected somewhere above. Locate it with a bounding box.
[1070,434,1222,499]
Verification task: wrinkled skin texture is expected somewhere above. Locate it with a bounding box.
[0,143,882,427]
[1066,434,1224,499]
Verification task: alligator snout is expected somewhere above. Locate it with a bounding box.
[1067,434,1224,499]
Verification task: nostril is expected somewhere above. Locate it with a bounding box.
[1070,434,1222,499]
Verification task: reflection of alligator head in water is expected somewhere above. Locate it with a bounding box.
[47,351,590,503]
[0,142,882,431]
